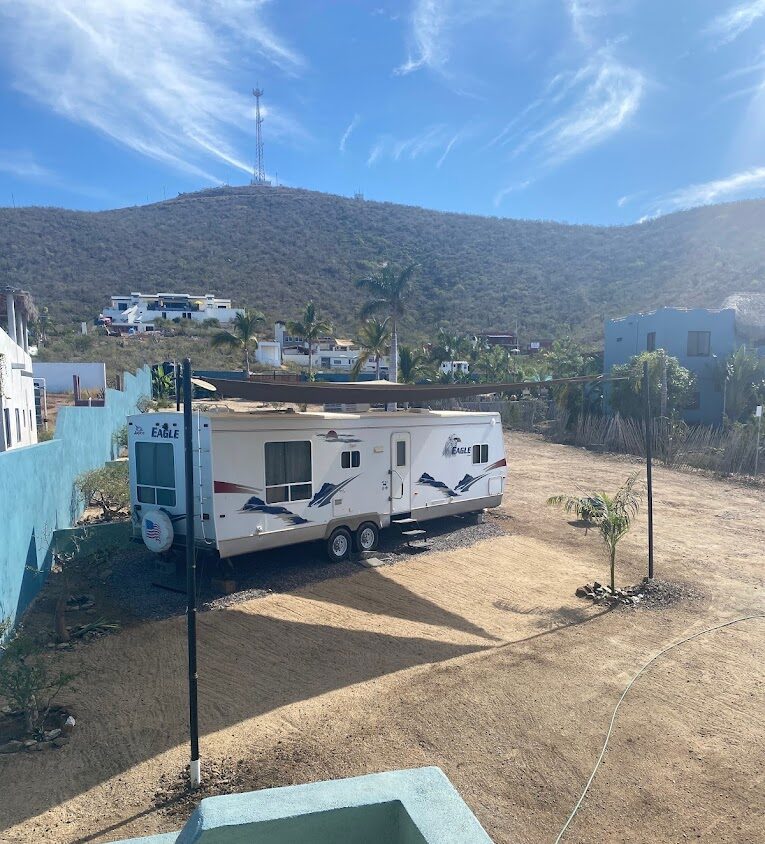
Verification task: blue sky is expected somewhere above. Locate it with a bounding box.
[2,0,765,224]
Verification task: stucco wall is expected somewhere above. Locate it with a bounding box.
[33,361,107,394]
[604,307,737,425]
[0,366,150,629]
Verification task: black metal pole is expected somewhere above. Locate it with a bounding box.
[183,359,200,788]
[643,360,654,580]
[175,362,181,412]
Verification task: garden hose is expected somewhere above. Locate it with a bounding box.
[554,613,765,843]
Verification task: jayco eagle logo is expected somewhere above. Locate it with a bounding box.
[444,434,470,456]
[151,423,179,440]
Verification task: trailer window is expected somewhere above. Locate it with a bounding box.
[396,440,407,467]
[341,450,360,469]
[135,442,176,506]
[265,441,312,504]
[472,444,489,464]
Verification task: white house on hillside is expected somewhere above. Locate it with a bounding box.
[1,288,37,451]
[100,292,243,328]
[273,320,388,374]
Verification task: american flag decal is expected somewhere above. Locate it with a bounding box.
[145,519,161,541]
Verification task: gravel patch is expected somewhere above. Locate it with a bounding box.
[105,514,508,619]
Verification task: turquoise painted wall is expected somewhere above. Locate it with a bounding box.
[0,367,150,629]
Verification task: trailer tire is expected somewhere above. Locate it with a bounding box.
[327,527,352,563]
[355,522,379,553]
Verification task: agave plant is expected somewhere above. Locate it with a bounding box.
[548,473,642,594]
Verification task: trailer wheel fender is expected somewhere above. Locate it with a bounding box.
[326,527,352,563]
[355,522,379,553]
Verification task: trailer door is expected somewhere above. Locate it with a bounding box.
[390,432,411,514]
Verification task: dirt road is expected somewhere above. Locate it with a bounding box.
[1,433,763,843]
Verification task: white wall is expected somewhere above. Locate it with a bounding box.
[255,341,282,366]
[33,362,107,394]
[282,349,389,373]
[0,327,37,451]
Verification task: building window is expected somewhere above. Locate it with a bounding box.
[15,409,21,441]
[646,332,656,352]
[118,303,128,311]
[396,440,407,467]
[4,408,12,446]
[136,442,176,506]
[321,357,331,367]
[472,444,489,464]
[265,441,312,504]
[687,331,711,357]
[341,450,360,469]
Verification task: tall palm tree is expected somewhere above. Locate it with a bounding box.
[352,317,390,380]
[719,345,765,422]
[286,302,332,380]
[211,309,266,376]
[398,345,430,383]
[355,261,417,383]
[548,473,641,594]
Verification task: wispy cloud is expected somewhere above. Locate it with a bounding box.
[649,166,765,215]
[705,0,765,46]
[0,149,53,180]
[366,125,459,166]
[493,179,533,208]
[339,114,361,153]
[616,191,639,208]
[393,0,496,79]
[0,0,306,181]
[567,0,606,45]
[493,41,643,207]
[394,0,448,75]
[435,131,463,167]
[508,51,644,167]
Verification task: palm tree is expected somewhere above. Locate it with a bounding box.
[355,261,417,383]
[352,317,390,380]
[719,345,765,422]
[211,309,266,375]
[398,345,430,383]
[548,473,641,595]
[286,302,332,380]
[476,345,512,383]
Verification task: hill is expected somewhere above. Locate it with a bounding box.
[2,186,765,342]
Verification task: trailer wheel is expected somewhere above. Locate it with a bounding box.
[327,527,352,563]
[355,522,379,553]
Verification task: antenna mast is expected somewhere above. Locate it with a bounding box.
[251,86,269,185]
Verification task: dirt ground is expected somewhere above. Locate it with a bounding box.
[1,432,763,844]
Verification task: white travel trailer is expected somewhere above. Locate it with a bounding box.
[128,408,506,562]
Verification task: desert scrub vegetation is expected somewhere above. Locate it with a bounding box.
[75,463,130,521]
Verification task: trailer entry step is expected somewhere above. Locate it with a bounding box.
[401,529,427,537]
[392,517,418,525]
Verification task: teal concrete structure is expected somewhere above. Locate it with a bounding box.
[0,367,150,629]
[113,767,493,844]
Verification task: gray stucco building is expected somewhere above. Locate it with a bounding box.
[604,307,737,425]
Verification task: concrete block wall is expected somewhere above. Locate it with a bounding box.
[0,366,150,629]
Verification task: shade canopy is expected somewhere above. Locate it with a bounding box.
[206,374,608,405]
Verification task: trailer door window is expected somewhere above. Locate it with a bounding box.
[341,450,360,469]
[265,441,312,504]
[135,442,176,506]
[472,444,489,464]
[396,440,407,467]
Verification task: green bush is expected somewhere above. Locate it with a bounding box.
[0,634,78,734]
[75,463,130,520]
